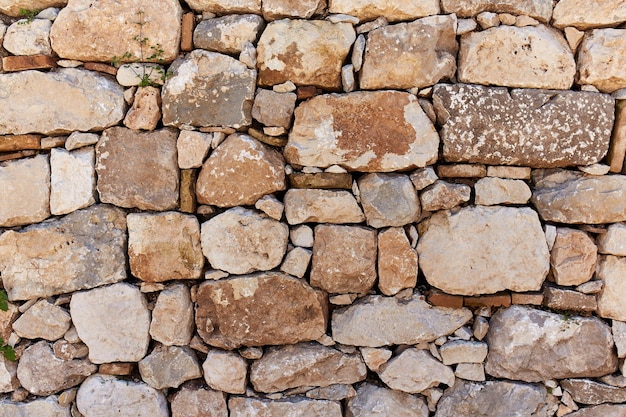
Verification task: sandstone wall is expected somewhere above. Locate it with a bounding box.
[1,0,626,416]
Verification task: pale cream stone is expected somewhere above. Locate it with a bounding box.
[193,14,265,55]
[3,19,52,55]
[578,29,626,93]
[553,0,626,29]
[203,350,247,394]
[229,397,342,416]
[138,345,202,390]
[597,256,626,321]
[50,147,96,216]
[439,341,488,365]
[378,228,418,296]
[454,363,486,381]
[280,247,312,278]
[474,177,532,205]
[550,228,597,286]
[564,27,584,52]
[0,0,67,17]
[186,0,261,14]
[378,348,455,394]
[486,165,531,179]
[360,347,392,372]
[254,194,284,220]
[262,0,325,20]
[329,0,440,22]
[65,132,98,151]
[123,86,162,131]
[290,225,314,248]
[284,189,364,225]
[12,300,70,341]
[598,223,626,256]
[150,284,194,346]
[177,131,211,169]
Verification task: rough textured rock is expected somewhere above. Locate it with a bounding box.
[16,341,96,396]
[358,173,420,228]
[332,294,472,347]
[485,306,618,382]
[70,283,150,364]
[598,223,626,256]
[150,284,194,346]
[433,84,614,167]
[418,206,549,295]
[280,247,312,278]
[561,379,626,405]
[543,286,597,313]
[566,404,626,417]
[0,0,67,16]
[597,256,626,321]
[200,207,288,274]
[0,69,125,135]
[123,86,162,131]
[0,357,17,394]
[0,396,70,417]
[262,0,325,20]
[3,19,52,56]
[196,273,327,349]
[202,350,247,394]
[439,341,488,365]
[194,14,265,54]
[171,385,228,417]
[310,225,377,294]
[229,397,342,416]
[360,15,457,90]
[12,300,70,341]
[250,343,367,393]
[257,20,355,89]
[196,134,285,207]
[186,0,261,14]
[420,180,471,211]
[50,147,96,216]
[378,348,455,393]
[0,154,50,227]
[531,169,626,224]
[128,212,204,282]
[77,374,168,417]
[329,0,439,22]
[474,177,532,205]
[162,50,256,128]
[252,89,297,128]
[553,0,626,29]
[286,91,439,172]
[441,0,552,22]
[139,346,201,390]
[578,29,626,93]
[458,25,575,89]
[50,0,182,62]
[346,383,428,417]
[284,189,364,224]
[434,380,549,417]
[377,228,418,296]
[96,127,179,211]
[0,205,127,301]
[550,228,597,286]
[177,131,211,169]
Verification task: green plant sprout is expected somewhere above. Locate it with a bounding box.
[18,8,39,24]
[0,291,15,361]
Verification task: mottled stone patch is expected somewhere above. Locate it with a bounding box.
[553,0,626,29]
[329,0,440,22]
[578,29,626,93]
[441,0,552,22]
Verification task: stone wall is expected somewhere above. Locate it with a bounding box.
[0,0,626,416]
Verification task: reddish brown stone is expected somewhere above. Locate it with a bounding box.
[297,86,323,100]
[437,164,487,178]
[428,291,464,308]
[543,286,597,312]
[0,135,41,152]
[511,292,544,305]
[83,62,118,76]
[181,13,195,52]
[2,55,57,72]
[377,227,418,296]
[288,172,353,189]
[98,363,135,376]
[464,293,512,308]
[0,151,38,162]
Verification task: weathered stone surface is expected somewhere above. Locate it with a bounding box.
[12,300,70,341]
[0,396,70,417]
[291,225,314,247]
[550,228,597,286]
[194,14,264,54]
[332,294,472,347]
[201,207,288,274]
[177,131,211,169]
[597,256,626,321]
[487,165,532,179]
[311,225,377,294]
[186,0,260,14]
[360,15,457,90]
[171,385,227,417]
[420,180,471,211]
[531,169,626,224]
[434,84,613,167]
[567,404,626,417]
[288,172,353,189]
[346,383,428,417]
[202,350,247,394]
[0,69,124,136]
[358,173,420,228]
[441,0,552,22]
[306,384,355,401]
[124,86,161,131]
[0,358,17,394]
[286,91,439,172]
[439,340,488,365]
[0,154,50,227]
[284,189,364,224]
[128,212,203,282]
[0,0,67,16]
[379,348,454,394]
[96,127,179,211]
[474,177,532,205]
[65,132,98,151]
[16,341,96,396]
[434,380,549,417]
[163,50,256,128]
[257,20,355,90]
[543,286,597,312]
[458,25,575,89]
[0,205,126,301]
[598,223,626,256]
[139,346,201,390]
[578,29,626,93]
[562,379,626,405]
[50,147,96,216]
[252,89,296,129]
[50,0,181,62]
[360,347,392,372]
[251,343,366,393]
[77,374,168,417]
[3,19,52,55]
[329,0,439,22]
[553,0,626,30]
[196,273,327,349]
[418,206,549,295]
[115,63,165,87]
[150,284,194,346]
[229,397,342,417]
[280,247,312,278]
[262,0,325,20]
[378,227,418,296]
[70,283,150,364]
[196,134,285,207]
[485,306,618,382]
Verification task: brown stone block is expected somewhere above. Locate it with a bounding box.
[464,293,511,308]
[511,292,544,305]
[289,172,353,189]
[428,291,464,308]
[609,100,626,173]
[438,164,487,178]
[0,150,37,162]
[543,286,597,313]
[181,13,195,52]
[0,135,41,152]
[247,127,288,147]
[98,363,135,376]
[297,86,323,100]
[83,62,118,76]
[180,169,197,214]
[2,55,57,72]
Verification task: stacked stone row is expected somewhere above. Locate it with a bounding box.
[1,0,626,416]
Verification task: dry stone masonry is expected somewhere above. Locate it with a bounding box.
[1,0,626,416]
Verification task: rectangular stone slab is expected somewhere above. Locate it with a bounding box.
[433,83,614,168]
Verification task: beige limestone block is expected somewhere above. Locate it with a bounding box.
[202,350,247,394]
[123,87,161,131]
[360,15,457,90]
[410,167,438,190]
[329,0,439,22]
[3,19,52,55]
[420,180,471,211]
[0,397,70,417]
[286,91,439,172]
[177,131,211,169]
[441,0,552,22]
[439,341,488,365]
[150,284,194,346]
[262,0,325,20]
[290,225,314,247]
[50,147,96,216]
[474,177,531,205]
[553,0,626,29]
[195,273,327,349]
[186,0,260,13]
[0,154,50,227]
[378,348,454,394]
[458,25,575,89]
[116,63,166,87]
[128,212,203,282]
[486,166,531,179]
[257,19,355,90]
[578,29,626,93]
[598,223,626,256]
[171,385,227,417]
[254,194,283,220]
[193,14,265,54]
[196,134,285,207]
[351,384,428,417]
[0,357,17,394]
[550,228,597,286]
[377,228,418,296]
[597,256,626,321]
[608,101,626,173]
[138,346,201,390]
[284,189,364,224]
[360,347,392,372]
[418,206,549,295]
[229,397,342,417]
[280,247,312,278]
[50,0,181,63]
[311,224,377,294]
[358,173,420,228]
[0,0,67,16]
[65,132,98,151]
[252,89,296,129]
[12,300,70,341]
